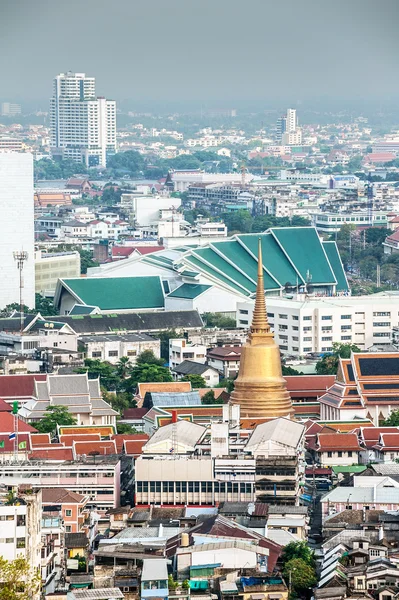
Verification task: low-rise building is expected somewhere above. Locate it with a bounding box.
[80,333,160,364]
[35,250,81,296]
[207,345,243,378]
[315,432,362,467]
[172,360,220,387]
[169,338,206,368]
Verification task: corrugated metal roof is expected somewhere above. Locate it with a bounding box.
[151,391,201,407]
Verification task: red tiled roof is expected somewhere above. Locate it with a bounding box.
[386,229,399,244]
[389,216,399,223]
[0,374,47,399]
[364,153,395,162]
[0,433,31,453]
[111,246,135,258]
[285,375,335,395]
[207,347,243,360]
[42,488,85,504]
[0,398,12,412]
[31,433,51,446]
[60,434,101,447]
[73,440,117,457]
[362,427,399,441]
[376,433,399,451]
[123,408,148,419]
[29,447,73,461]
[305,467,332,476]
[111,433,149,453]
[136,246,165,255]
[0,413,37,434]
[124,439,147,456]
[317,432,361,451]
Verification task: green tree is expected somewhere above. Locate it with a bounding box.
[0,556,41,600]
[383,410,399,426]
[78,249,99,274]
[33,405,77,434]
[315,342,361,375]
[101,185,122,205]
[107,150,145,175]
[136,349,165,366]
[35,293,57,316]
[125,363,173,392]
[101,389,134,414]
[116,356,133,379]
[76,359,119,390]
[182,374,206,388]
[202,390,220,404]
[216,378,235,393]
[202,313,236,328]
[282,558,317,597]
[116,421,139,434]
[157,329,180,361]
[282,365,304,376]
[281,541,315,568]
[365,226,388,245]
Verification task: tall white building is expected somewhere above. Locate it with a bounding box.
[50,72,116,167]
[0,153,35,309]
[281,108,302,145]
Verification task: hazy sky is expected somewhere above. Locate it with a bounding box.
[1,0,399,109]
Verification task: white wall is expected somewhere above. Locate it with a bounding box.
[133,196,182,226]
[0,153,35,308]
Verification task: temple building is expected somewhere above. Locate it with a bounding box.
[320,352,399,425]
[230,239,294,425]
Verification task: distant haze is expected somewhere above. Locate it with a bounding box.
[1,0,399,110]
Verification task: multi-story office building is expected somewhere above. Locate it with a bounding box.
[237,292,399,355]
[1,102,21,116]
[35,250,81,295]
[50,72,116,167]
[0,152,35,309]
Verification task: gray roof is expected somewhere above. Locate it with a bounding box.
[88,379,101,398]
[150,391,201,407]
[48,374,89,395]
[52,396,91,406]
[246,417,305,451]
[371,464,399,475]
[321,486,399,503]
[145,420,206,449]
[35,381,49,401]
[173,360,217,376]
[71,589,124,600]
[142,558,168,581]
[268,505,308,515]
[46,310,203,334]
[80,333,157,343]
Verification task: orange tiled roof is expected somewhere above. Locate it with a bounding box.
[73,440,117,457]
[317,432,361,451]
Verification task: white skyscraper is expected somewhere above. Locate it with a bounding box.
[0,153,35,309]
[50,72,116,167]
[281,108,302,145]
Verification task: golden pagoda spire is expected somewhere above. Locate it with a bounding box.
[229,236,294,424]
[250,238,271,336]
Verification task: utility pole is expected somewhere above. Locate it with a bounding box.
[13,251,28,334]
[377,264,381,288]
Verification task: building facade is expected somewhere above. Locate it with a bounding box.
[50,72,116,167]
[0,152,35,309]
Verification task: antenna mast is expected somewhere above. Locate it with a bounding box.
[13,251,29,334]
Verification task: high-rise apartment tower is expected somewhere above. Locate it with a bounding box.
[50,72,116,167]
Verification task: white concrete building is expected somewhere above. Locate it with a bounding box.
[122,194,182,227]
[35,250,81,295]
[50,72,116,167]
[237,292,399,356]
[0,487,43,599]
[169,338,207,369]
[80,333,160,364]
[0,153,35,309]
[1,102,21,116]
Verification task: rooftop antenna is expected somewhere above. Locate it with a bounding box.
[13,251,29,335]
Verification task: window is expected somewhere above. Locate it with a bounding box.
[341,336,352,340]
[341,325,352,330]
[322,315,332,320]
[292,315,299,320]
[65,526,72,533]
[293,326,298,331]
[268,312,274,318]
[374,332,390,338]
[303,347,312,352]
[279,314,288,319]
[327,451,332,458]
[373,322,390,327]
[338,451,342,457]
[322,336,332,341]
[373,311,390,317]
[303,337,312,342]
[322,347,332,352]
[303,316,312,321]
[348,451,353,457]
[280,345,288,350]
[65,509,72,517]
[303,327,312,332]
[92,351,101,358]
[341,314,351,320]
[0,515,14,521]
[279,324,288,330]
[17,515,25,526]
[108,350,118,357]
[127,350,137,356]
[17,538,26,549]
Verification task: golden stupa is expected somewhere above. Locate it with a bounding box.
[230,238,294,425]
